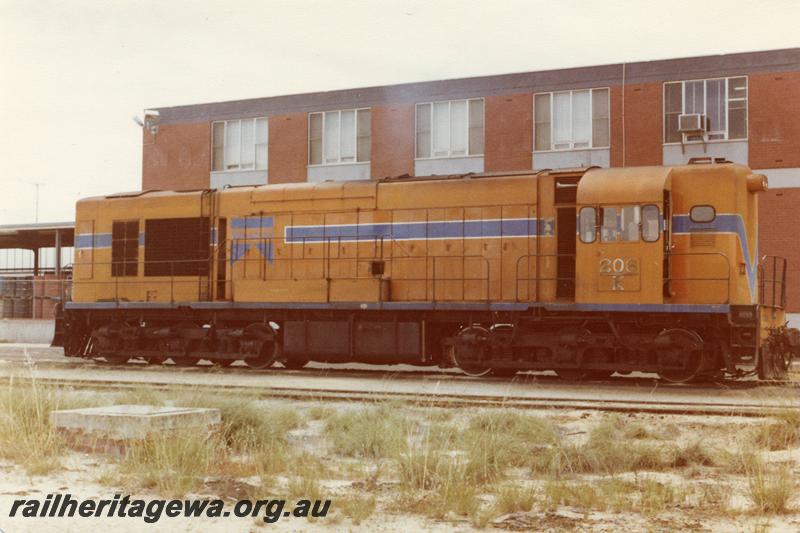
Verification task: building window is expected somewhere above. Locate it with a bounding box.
[534,88,609,151]
[212,118,268,172]
[663,77,747,143]
[111,220,138,277]
[415,99,484,159]
[308,109,371,165]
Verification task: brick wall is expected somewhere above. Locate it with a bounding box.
[485,93,532,172]
[749,71,800,169]
[267,113,308,184]
[371,104,415,178]
[759,188,800,312]
[612,82,663,167]
[142,122,210,190]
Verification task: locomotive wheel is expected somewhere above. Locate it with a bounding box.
[282,357,309,370]
[216,359,237,368]
[243,324,279,369]
[169,322,205,368]
[452,325,492,377]
[145,356,165,365]
[657,329,704,383]
[103,355,129,365]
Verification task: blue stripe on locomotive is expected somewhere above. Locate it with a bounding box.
[284,218,554,244]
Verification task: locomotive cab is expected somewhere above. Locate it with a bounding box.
[575,167,672,305]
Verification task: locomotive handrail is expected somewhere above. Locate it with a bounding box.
[663,251,731,304]
[69,248,492,304]
[759,255,787,310]
[68,246,735,306]
[514,253,574,302]
[513,251,732,303]
[220,235,492,302]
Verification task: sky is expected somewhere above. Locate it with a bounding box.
[1,0,798,224]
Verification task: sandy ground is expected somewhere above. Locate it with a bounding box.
[0,457,461,533]
[1,404,800,532]
[1,344,800,531]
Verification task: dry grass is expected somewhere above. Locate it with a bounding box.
[392,410,555,519]
[544,478,683,514]
[747,463,794,514]
[3,378,799,527]
[492,483,537,514]
[113,393,303,496]
[692,482,731,513]
[463,410,558,483]
[120,430,221,497]
[531,418,668,476]
[114,386,165,406]
[325,405,408,458]
[529,416,721,477]
[287,471,322,501]
[672,440,720,467]
[337,494,376,525]
[750,409,800,451]
[307,404,336,421]
[393,420,479,519]
[214,401,299,452]
[0,380,94,474]
[725,448,765,475]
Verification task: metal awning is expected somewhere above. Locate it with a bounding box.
[0,222,74,275]
[0,222,74,249]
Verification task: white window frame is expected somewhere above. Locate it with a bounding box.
[211,117,268,172]
[533,87,610,152]
[414,98,485,160]
[307,108,371,166]
[662,76,748,145]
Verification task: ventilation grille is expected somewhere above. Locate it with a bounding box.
[690,233,716,247]
[145,217,210,276]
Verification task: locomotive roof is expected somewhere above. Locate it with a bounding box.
[84,163,753,203]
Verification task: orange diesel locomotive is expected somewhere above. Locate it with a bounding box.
[55,160,799,381]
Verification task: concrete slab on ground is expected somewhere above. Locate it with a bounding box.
[51,404,221,455]
[51,404,221,439]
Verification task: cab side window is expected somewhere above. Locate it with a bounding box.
[641,205,660,242]
[578,207,596,243]
[601,206,640,243]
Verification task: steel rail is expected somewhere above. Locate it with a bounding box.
[0,353,797,390]
[0,374,794,418]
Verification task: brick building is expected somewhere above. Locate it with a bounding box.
[142,48,800,314]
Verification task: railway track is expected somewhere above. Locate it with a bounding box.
[3,344,799,389]
[1,363,797,417]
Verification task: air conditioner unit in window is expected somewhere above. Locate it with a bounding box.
[678,114,706,133]
[677,114,708,154]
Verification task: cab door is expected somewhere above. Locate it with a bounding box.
[575,202,664,304]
